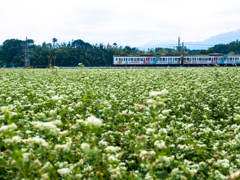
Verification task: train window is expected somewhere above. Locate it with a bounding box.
[230,58,232,60]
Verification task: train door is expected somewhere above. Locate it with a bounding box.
[213,56,218,64]
[145,57,151,64]
[173,58,178,64]
[155,56,160,64]
[189,57,192,64]
[192,57,196,64]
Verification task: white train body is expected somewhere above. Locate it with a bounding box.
[113,55,240,66]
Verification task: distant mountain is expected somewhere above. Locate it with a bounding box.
[139,39,177,50]
[139,29,240,50]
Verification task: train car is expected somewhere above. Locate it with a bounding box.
[113,55,181,66]
[113,54,240,66]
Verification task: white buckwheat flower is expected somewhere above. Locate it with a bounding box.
[162,109,172,115]
[51,95,63,101]
[24,136,49,147]
[57,168,71,176]
[0,123,17,133]
[106,146,117,153]
[154,140,166,149]
[159,89,169,97]
[146,128,155,135]
[149,91,161,97]
[149,89,169,97]
[85,115,102,128]
[81,143,90,151]
[34,122,60,133]
[54,143,71,152]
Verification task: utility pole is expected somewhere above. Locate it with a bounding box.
[178,37,181,55]
[53,56,57,66]
[23,37,33,68]
[47,55,51,68]
[181,42,184,66]
[23,37,29,68]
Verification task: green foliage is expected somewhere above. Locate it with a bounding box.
[212,40,240,54]
[0,38,181,67]
[1,38,240,67]
[1,68,240,179]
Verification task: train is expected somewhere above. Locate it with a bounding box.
[113,53,240,66]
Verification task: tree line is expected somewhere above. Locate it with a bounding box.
[0,38,240,67]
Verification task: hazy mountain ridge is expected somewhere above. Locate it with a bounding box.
[139,29,240,50]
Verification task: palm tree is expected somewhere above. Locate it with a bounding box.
[52,38,57,48]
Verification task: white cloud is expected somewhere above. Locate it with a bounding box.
[0,0,240,47]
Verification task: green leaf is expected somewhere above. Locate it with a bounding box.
[155,171,168,179]
[232,145,240,150]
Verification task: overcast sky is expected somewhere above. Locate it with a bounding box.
[1,0,240,47]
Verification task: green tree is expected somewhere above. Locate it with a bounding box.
[52,38,57,48]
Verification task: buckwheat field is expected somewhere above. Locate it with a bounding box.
[1,67,240,180]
